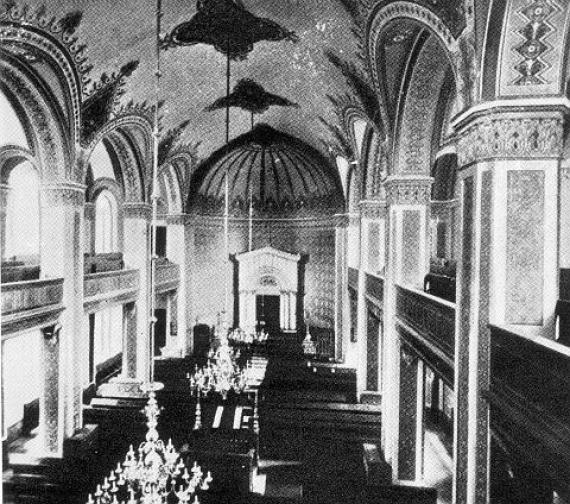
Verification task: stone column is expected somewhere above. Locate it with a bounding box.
[290,292,297,331]
[167,214,189,355]
[280,293,286,330]
[40,182,85,445]
[334,214,350,361]
[122,202,151,383]
[381,176,432,479]
[84,202,95,254]
[0,183,10,259]
[453,108,564,504]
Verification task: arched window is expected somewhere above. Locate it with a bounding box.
[5,162,40,262]
[95,190,118,253]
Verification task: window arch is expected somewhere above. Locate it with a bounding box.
[95,190,118,253]
[5,161,40,262]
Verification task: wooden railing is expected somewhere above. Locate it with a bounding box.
[395,284,456,363]
[84,269,139,312]
[1,278,64,334]
[487,325,570,493]
[366,273,384,305]
[155,261,180,293]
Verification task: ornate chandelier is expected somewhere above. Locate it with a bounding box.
[87,387,212,504]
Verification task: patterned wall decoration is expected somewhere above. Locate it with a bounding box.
[499,0,568,96]
[402,210,421,286]
[506,170,544,324]
[396,37,449,175]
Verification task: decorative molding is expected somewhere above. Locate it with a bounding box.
[359,199,386,219]
[0,4,87,139]
[41,182,85,206]
[122,202,152,220]
[456,112,564,166]
[384,176,433,205]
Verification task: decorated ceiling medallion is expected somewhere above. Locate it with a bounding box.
[513,0,560,85]
[161,0,298,60]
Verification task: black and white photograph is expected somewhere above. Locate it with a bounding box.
[1,1,569,503]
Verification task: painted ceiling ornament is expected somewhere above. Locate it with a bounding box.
[205,78,299,126]
[80,60,140,145]
[161,0,298,60]
[158,119,191,166]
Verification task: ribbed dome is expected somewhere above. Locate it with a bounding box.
[187,124,344,217]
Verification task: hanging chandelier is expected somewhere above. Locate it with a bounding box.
[87,387,212,504]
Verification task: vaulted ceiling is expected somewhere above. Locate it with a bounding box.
[30,0,360,162]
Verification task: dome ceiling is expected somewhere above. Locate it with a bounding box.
[24,0,360,162]
[187,124,345,217]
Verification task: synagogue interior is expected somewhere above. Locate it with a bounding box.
[2,1,570,503]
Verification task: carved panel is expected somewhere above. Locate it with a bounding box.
[385,177,432,205]
[457,113,563,166]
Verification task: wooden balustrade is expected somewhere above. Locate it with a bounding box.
[1,278,64,334]
[83,269,139,312]
[487,325,570,495]
[155,261,180,293]
[395,284,456,364]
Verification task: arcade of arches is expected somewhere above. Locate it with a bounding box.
[2,1,570,503]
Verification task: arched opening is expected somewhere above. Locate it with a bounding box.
[90,141,116,181]
[94,190,118,254]
[3,162,41,280]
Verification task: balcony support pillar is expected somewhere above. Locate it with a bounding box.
[40,182,85,449]
[382,176,432,481]
[453,106,564,504]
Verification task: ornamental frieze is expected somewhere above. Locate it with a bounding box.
[359,200,386,219]
[456,114,563,166]
[384,177,432,205]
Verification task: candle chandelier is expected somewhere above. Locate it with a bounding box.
[87,388,212,504]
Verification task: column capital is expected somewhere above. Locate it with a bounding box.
[455,106,565,167]
[122,202,152,220]
[359,200,387,220]
[40,182,86,207]
[384,176,433,206]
